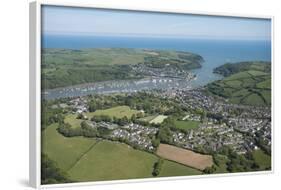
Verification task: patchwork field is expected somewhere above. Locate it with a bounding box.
[85,106,140,119]
[156,144,213,170]
[42,125,202,182]
[207,70,271,106]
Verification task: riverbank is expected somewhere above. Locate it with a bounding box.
[42,76,196,100]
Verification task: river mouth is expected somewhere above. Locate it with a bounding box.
[41,38,271,100]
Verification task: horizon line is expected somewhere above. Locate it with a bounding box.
[42,32,271,41]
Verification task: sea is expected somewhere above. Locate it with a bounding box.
[42,35,271,99]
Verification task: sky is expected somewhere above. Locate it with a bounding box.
[42,5,271,40]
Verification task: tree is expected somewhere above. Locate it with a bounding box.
[152,159,164,176]
[131,114,137,122]
[161,117,176,128]
[201,111,207,123]
[57,123,82,137]
[91,115,111,122]
[88,101,97,112]
[76,113,85,119]
[157,127,172,143]
[117,116,129,126]
[152,136,160,148]
[136,112,144,118]
[41,154,71,184]
[203,165,216,174]
[97,127,110,137]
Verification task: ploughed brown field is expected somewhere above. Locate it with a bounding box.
[156,144,213,170]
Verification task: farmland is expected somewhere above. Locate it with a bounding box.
[63,106,141,129]
[213,61,271,77]
[68,140,157,181]
[39,8,273,185]
[159,160,201,177]
[156,144,213,170]
[207,65,271,106]
[42,48,203,89]
[41,50,271,184]
[42,124,96,171]
[42,124,203,182]
[85,106,140,119]
[42,82,271,183]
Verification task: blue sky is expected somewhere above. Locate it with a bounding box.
[42,5,271,40]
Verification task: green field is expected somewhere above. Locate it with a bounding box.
[213,61,271,77]
[207,70,271,106]
[64,106,140,128]
[260,90,271,104]
[42,123,203,182]
[159,160,201,177]
[67,140,203,181]
[139,115,157,122]
[85,106,140,119]
[257,79,271,89]
[42,124,96,171]
[64,114,83,128]
[209,61,271,106]
[68,141,158,181]
[252,149,271,170]
[174,120,200,131]
[42,48,203,89]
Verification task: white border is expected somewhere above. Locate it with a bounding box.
[29,0,274,189]
[30,1,41,188]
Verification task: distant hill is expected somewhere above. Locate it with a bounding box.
[213,61,271,77]
[42,48,203,89]
[207,61,271,106]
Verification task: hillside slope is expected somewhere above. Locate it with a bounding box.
[42,48,203,89]
[207,61,271,106]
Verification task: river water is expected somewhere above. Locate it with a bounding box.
[42,35,271,100]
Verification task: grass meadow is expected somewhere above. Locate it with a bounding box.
[208,70,271,106]
[42,124,202,182]
[85,106,140,119]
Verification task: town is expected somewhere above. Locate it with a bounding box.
[54,87,271,156]
[131,62,196,80]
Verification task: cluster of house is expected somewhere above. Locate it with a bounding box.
[58,88,271,155]
[182,113,201,122]
[131,63,195,80]
[172,89,271,119]
[228,118,271,147]
[89,121,158,151]
[152,88,272,154]
[69,97,88,114]
[171,122,249,154]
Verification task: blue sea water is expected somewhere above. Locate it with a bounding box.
[42,35,271,86]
